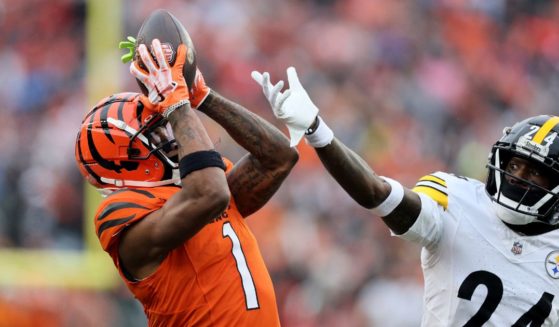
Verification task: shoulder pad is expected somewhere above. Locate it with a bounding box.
[412,172,448,210]
[94,188,169,250]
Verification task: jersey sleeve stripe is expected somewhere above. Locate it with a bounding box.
[97,214,136,237]
[415,181,447,194]
[97,202,149,221]
[129,189,156,198]
[418,174,446,186]
[109,189,156,198]
[412,185,448,209]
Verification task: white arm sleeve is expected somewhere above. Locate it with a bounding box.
[391,192,443,250]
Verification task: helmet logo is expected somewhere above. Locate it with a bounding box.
[515,123,558,160]
[545,250,559,279]
[516,135,551,158]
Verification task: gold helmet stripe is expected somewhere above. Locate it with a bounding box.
[532,116,559,144]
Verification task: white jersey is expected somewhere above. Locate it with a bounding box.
[396,171,559,327]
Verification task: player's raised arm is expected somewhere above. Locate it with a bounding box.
[185,68,299,218]
[119,39,230,277]
[253,67,422,234]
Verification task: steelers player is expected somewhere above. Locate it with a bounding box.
[254,67,559,326]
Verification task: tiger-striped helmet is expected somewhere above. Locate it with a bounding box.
[75,92,180,189]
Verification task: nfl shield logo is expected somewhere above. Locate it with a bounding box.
[511,241,523,255]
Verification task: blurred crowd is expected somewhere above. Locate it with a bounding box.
[0,0,85,249]
[2,0,559,326]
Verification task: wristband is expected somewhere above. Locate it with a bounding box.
[304,116,334,148]
[305,116,320,135]
[163,99,190,119]
[371,177,405,217]
[179,150,226,179]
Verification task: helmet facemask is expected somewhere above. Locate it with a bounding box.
[486,117,559,226]
[128,115,179,167]
[487,149,559,225]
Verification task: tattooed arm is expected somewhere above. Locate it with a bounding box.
[198,90,299,217]
[120,105,230,279]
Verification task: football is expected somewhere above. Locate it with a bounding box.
[135,9,197,93]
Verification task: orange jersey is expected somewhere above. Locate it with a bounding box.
[94,185,280,327]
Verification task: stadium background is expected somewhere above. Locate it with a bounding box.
[1,0,558,326]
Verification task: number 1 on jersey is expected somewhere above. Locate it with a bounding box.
[222,222,259,310]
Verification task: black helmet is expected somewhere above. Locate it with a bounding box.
[486,115,559,225]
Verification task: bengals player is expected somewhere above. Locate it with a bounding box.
[75,39,297,326]
[256,67,559,326]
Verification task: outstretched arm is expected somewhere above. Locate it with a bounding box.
[313,137,384,209]
[314,138,422,234]
[254,67,422,234]
[197,86,299,217]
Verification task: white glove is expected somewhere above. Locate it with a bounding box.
[252,67,319,147]
[130,39,177,104]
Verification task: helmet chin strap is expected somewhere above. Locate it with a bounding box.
[98,169,181,195]
[492,201,539,225]
[100,176,181,188]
